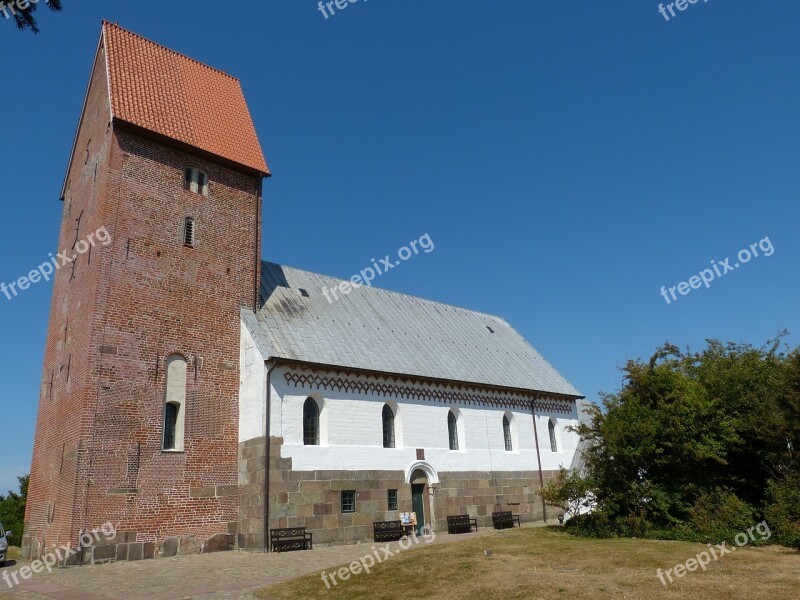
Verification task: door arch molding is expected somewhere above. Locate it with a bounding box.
[405,460,439,485]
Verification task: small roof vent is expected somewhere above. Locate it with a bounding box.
[486,326,495,334]
[299,288,310,298]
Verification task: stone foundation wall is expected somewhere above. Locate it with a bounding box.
[432,471,552,532]
[83,533,155,565]
[238,437,267,550]
[56,437,559,563]
[238,436,558,548]
[70,530,235,565]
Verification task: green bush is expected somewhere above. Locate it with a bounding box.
[0,475,28,547]
[564,512,614,538]
[613,509,653,538]
[688,489,761,544]
[764,476,800,549]
[645,522,696,542]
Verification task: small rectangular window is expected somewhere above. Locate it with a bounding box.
[341,490,356,513]
[184,167,209,196]
[388,489,398,511]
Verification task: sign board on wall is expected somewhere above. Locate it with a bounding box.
[400,511,417,526]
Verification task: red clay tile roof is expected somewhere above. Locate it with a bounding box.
[102,21,269,175]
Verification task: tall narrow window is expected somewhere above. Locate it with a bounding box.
[448,410,459,451]
[549,419,558,453]
[163,355,187,451]
[184,167,209,196]
[382,404,395,448]
[388,489,398,511]
[164,402,179,450]
[303,397,320,446]
[503,415,513,452]
[184,217,196,247]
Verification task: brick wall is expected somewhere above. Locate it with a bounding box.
[24,43,263,558]
[24,45,115,558]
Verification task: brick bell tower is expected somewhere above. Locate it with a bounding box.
[23,22,269,560]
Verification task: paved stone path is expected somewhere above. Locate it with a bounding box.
[0,525,529,599]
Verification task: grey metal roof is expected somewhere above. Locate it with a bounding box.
[246,261,582,397]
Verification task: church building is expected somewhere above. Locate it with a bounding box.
[23,22,585,562]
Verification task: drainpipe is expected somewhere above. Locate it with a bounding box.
[263,360,277,552]
[531,396,548,523]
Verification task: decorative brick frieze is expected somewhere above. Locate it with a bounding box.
[283,368,575,415]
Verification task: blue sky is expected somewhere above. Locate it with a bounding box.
[0,0,798,493]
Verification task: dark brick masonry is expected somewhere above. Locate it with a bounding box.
[23,38,262,560]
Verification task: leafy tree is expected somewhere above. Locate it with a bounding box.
[2,0,62,34]
[575,336,800,545]
[0,475,29,547]
[540,467,592,519]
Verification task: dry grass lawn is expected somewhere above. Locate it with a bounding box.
[256,527,799,600]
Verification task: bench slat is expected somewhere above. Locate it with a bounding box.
[491,511,521,529]
[270,527,313,552]
[447,514,478,534]
[373,520,406,542]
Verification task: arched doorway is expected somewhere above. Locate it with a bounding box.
[410,469,429,536]
[405,461,438,536]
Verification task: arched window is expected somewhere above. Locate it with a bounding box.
[184,167,208,196]
[448,410,459,450]
[382,404,395,448]
[549,419,558,453]
[163,355,187,451]
[503,415,513,451]
[303,397,320,446]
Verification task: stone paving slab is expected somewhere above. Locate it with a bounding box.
[0,525,535,600]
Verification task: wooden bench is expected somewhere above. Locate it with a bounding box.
[492,511,521,529]
[373,520,406,542]
[447,514,478,534]
[270,527,313,552]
